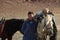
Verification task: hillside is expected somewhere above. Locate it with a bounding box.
[0,0,60,19]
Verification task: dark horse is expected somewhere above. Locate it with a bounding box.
[0,19,24,40]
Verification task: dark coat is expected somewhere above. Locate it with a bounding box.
[21,19,37,40]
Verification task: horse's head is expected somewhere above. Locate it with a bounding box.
[34,8,49,22]
[34,14,44,23]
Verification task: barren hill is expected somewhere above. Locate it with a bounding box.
[0,0,60,19]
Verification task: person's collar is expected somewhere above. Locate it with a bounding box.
[27,18,34,21]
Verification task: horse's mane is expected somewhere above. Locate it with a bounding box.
[48,11,54,16]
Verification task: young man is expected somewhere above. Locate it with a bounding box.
[21,11,37,40]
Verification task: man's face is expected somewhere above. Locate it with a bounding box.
[28,14,34,20]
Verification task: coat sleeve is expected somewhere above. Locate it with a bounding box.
[21,21,27,34]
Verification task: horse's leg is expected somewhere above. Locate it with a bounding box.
[7,36,12,40]
[1,37,6,40]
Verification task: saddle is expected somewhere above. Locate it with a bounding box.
[0,17,5,35]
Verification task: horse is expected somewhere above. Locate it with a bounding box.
[34,11,57,40]
[0,19,24,40]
